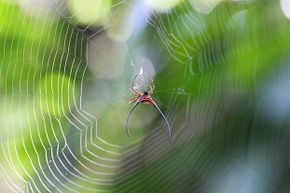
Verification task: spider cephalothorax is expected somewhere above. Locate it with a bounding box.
[125,74,172,141]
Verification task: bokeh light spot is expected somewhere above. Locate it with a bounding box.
[280,0,290,19]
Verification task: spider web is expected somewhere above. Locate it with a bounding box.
[1,0,290,192]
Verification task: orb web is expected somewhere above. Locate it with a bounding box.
[1,0,290,193]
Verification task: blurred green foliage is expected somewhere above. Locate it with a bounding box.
[1,0,290,192]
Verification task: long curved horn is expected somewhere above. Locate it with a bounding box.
[125,101,139,137]
[153,102,172,142]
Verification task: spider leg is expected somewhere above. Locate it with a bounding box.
[152,101,172,142]
[151,79,155,90]
[128,96,138,104]
[149,79,155,95]
[131,74,143,95]
[130,88,142,96]
[149,86,154,95]
[125,100,140,137]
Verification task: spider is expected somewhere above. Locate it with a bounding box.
[125,74,172,140]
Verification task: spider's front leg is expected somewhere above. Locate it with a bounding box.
[130,88,142,96]
[149,79,155,95]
